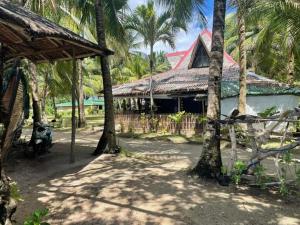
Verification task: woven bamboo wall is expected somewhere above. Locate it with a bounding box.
[115,113,204,136]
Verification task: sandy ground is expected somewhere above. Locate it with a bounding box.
[6,129,300,225]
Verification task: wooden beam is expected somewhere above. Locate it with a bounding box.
[6,45,75,58]
[47,38,72,58]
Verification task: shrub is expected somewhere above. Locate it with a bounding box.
[24,208,50,225]
[231,160,247,185]
[168,111,185,135]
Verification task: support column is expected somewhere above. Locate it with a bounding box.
[177,97,181,112]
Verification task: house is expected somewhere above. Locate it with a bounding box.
[113,30,300,116]
[56,97,105,112]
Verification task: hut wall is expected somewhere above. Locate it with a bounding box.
[221,95,300,117]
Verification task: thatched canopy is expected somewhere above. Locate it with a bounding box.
[113,30,296,98]
[0,0,113,63]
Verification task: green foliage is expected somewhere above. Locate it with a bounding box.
[258,106,278,118]
[282,151,293,164]
[10,182,23,202]
[231,161,247,185]
[221,166,228,176]
[198,115,208,125]
[140,113,147,134]
[169,111,185,135]
[168,111,186,125]
[296,169,300,185]
[24,209,50,225]
[279,178,289,196]
[253,165,269,188]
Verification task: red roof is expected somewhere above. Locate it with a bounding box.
[166,29,238,70]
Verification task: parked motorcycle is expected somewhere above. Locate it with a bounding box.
[26,122,53,157]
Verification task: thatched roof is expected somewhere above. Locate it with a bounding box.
[0,0,113,63]
[113,30,295,98]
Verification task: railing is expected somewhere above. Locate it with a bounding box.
[115,113,204,135]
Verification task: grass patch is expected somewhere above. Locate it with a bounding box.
[117,132,203,144]
[119,147,156,162]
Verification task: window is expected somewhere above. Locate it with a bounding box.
[191,44,210,68]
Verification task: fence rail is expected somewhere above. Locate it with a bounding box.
[115,113,204,135]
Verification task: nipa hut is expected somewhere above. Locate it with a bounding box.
[113,30,300,116]
[0,0,111,158]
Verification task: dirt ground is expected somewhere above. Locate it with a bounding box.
[6,129,300,225]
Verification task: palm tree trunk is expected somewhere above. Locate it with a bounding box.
[41,72,49,122]
[0,44,4,119]
[149,45,154,113]
[237,7,247,115]
[0,45,17,225]
[287,51,294,85]
[70,56,77,163]
[76,60,86,128]
[29,62,42,125]
[52,96,58,119]
[192,0,226,179]
[94,0,117,155]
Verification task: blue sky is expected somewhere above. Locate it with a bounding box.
[128,0,218,53]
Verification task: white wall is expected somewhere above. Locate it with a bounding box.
[221,95,300,117]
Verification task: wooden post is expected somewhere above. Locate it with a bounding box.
[149,76,154,113]
[0,43,4,112]
[70,49,77,163]
[177,97,181,112]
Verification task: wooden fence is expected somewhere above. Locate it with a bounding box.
[115,113,204,136]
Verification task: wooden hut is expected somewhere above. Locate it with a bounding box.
[0,0,111,158]
[113,30,300,116]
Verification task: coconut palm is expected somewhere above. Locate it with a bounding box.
[252,0,300,85]
[226,0,300,84]
[125,1,177,73]
[125,0,178,112]
[65,0,128,155]
[192,0,227,179]
[155,0,206,31]
[229,0,255,114]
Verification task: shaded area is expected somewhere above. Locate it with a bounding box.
[6,130,300,225]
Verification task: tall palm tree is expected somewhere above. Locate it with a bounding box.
[125,1,176,73]
[229,0,253,114]
[66,0,128,155]
[252,0,300,85]
[93,0,121,154]
[155,0,206,31]
[192,0,227,179]
[125,0,177,112]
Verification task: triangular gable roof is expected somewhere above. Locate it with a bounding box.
[166,29,238,70]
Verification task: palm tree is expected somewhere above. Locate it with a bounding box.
[226,0,300,84]
[252,0,300,85]
[192,0,227,179]
[155,0,206,31]
[93,0,121,154]
[229,0,254,114]
[77,60,86,128]
[66,0,128,155]
[125,1,176,73]
[125,0,178,112]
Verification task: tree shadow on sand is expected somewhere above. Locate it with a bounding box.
[27,155,300,225]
